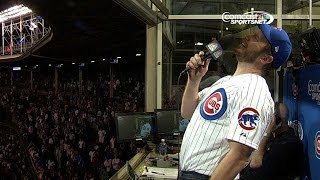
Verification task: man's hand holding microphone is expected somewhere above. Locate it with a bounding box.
[182,34,237,81]
[186,51,211,82]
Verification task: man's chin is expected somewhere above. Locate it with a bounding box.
[233,48,242,56]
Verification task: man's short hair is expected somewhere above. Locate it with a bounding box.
[275,102,289,124]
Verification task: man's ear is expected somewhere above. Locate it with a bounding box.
[260,55,273,65]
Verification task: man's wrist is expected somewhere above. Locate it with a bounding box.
[187,78,201,85]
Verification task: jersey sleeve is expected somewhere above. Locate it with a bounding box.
[198,87,210,101]
[198,76,229,101]
[225,78,274,150]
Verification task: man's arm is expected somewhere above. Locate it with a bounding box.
[250,116,275,168]
[180,52,210,120]
[210,140,254,180]
[180,79,200,119]
[249,134,270,169]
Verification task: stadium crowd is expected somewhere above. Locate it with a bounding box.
[0,66,145,179]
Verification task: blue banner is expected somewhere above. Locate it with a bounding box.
[283,68,299,123]
[299,65,320,180]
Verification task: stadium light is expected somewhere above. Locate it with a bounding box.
[0,4,33,23]
[72,62,75,65]
[13,67,21,71]
[136,54,141,56]
[91,60,95,63]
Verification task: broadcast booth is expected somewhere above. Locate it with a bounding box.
[111,27,320,180]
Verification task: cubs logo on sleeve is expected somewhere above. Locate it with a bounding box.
[238,107,260,130]
[200,88,227,121]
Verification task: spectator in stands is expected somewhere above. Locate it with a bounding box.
[112,153,121,173]
[240,102,305,180]
[98,128,106,144]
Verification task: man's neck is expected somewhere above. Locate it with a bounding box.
[233,62,264,77]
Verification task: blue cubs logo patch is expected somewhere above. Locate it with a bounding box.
[238,108,260,130]
[200,88,227,120]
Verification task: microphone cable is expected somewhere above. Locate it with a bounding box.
[176,69,184,178]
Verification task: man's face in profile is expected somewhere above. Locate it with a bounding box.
[234,30,270,63]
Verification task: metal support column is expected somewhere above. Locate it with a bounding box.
[274,0,283,102]
[10,20,13,56]
[310,0,313,27]
[42,19,45,36]
[30,14,33,45]
[156,22,162,109]
[145,25,157,112]
[1,22,4,56]
[20,17,22,53]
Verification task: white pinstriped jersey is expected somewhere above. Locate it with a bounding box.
[179,74,274,176]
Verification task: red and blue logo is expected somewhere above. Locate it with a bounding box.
[238,108,260,130]
[200,88,227,121]
[316,131,320,159]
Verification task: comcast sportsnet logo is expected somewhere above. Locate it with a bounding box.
[222,11,274,25]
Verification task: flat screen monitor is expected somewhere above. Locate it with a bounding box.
[115,112,154,143]
[155,109,190,135]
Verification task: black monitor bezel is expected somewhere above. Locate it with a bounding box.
[115,112,155,143]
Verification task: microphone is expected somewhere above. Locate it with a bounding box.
[181,34,237,74]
